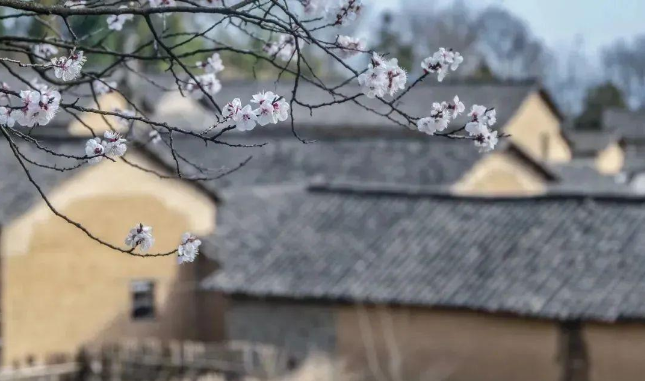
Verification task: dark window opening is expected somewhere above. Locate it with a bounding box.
[131,280,155,320]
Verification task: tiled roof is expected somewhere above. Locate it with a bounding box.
[146,79,537,137]
[550,159,630,195]
[146,136,484,192]
[0,138,81,223]
[603,109,645,141]
[204,181,645,322]
[565,130,619,157]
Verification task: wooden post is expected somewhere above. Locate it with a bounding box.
[559,320,589,381]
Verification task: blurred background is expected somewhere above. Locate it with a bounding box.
[2,1,645,381]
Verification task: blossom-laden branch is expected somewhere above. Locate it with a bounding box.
[0,0,503,261]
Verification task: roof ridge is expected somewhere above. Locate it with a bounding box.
[308,179,645,202]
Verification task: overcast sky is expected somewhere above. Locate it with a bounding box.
[374,0,644,55]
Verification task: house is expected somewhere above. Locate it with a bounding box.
[564,129,624,175]
[603,109,645,191]
[190,87,645,381]
[0,68,226,364]
[204,180,645,381]
[0,137,225,365]
[0,77,579,368]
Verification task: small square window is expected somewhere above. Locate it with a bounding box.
[130,280,155,320]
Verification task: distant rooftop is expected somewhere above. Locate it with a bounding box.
[603,108,645,142]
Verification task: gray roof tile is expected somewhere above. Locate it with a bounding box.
[204,182,645,322]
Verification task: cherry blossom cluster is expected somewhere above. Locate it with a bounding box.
[178,233,202,264]
[125,224,155,253]
[416,96,465,135]
[358,53,407,98]
[32,44,59,59]
[0,87,61,128]
[465,105,498,152]
[51,51,87,82]
[264,35,299,62]
[125,225,202,263]
[301,0,362,25]
[222,91,290,131]
[335,35,366,58]
[107,6,134,31]
[93,80,117,96]
[421,48,464,82]
[84,131,128,164]
[183,53,225,99]
[196,53,225,74]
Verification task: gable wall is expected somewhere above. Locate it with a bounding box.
[595,142,624,175]
[504,92,571,163]
[1,153,218,365]
[452,151,547,196]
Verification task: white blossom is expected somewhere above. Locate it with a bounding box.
[0,107,15,127]
[51,51,86,81]
[302,0,362,25]
[107,7,134,31]
[272,98,290,123]
[249,91,290,125]
[358,53,407,98]
[336,35,365,58]
[93,80,116,95]
[465,105,499,153]
[417,117,443,135]
[468,105,496,127]
[255,102,276,126]
[184,73,221,99]
[421,48,463,82]
[233,104,258,131]
[177,232,202,264]
[250,90,275,106]
[29,78,49,92]
[329,0,362,25]
[0,82,10,103]
[102,131,127,157]
[125,223,154,253]
[149,0,176,6]
[474,130,499,153]
[197,53,224,73]
[64,0,86,8]
[264,35,299,61]
[223,98,242,120]
[465,120,488,137]
[10,88,61,127]
[32,44,59,59]
[85,138,105,164]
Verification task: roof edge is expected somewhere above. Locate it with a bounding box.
[307,178,645,202]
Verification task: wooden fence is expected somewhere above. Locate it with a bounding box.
[0,340,291,381]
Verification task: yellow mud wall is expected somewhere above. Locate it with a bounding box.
[336,306,559,381]
[1,152,217,365]
[453,151,547,196]
[595,142,624,175]
[504,92,571,163]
